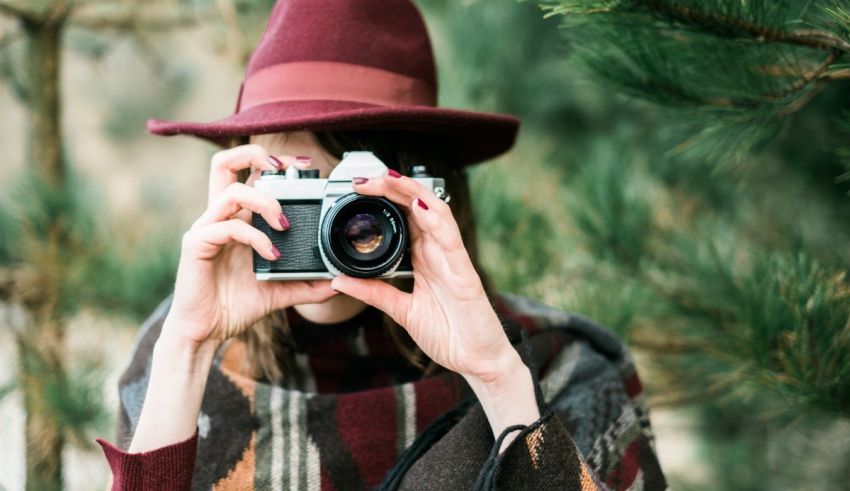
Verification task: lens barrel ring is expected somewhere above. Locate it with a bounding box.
[319,194,408,278]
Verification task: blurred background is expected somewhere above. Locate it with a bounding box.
[1,0,849,489]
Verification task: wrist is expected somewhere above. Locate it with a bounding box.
[464,351,541,441]
[157,316,221,369]
[464,349,526,393]
[129,318,220,453]
[464,351,536,408]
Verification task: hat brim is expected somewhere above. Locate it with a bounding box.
[147,100,519,165]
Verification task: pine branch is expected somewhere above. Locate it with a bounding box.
[734,49,840,110]
[822,68,850,80]
[638,0,850,53]
[638,49,837,110]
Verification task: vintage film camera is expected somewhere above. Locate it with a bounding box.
[252,151,446,280]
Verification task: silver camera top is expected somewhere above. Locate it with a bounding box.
[257,151,395,200]
[259,151,389,182]
[256,151,443,203]
[329,151,390,181]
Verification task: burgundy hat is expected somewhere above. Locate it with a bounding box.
[147,0,520,166]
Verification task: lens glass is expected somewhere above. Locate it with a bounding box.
[344,213,384,255]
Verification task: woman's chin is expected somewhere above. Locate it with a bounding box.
[293,293,367,324]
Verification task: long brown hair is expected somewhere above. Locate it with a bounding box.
[237,130,491,383]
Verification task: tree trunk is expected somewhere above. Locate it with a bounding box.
[19,15,67,491]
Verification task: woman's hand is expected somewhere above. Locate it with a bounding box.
[167,144,338,349]
[132,144,340,453]
[331,171,541,441]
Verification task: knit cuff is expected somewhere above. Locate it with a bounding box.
[97,429,198,491]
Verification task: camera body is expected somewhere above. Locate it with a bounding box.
[252,151,445,280]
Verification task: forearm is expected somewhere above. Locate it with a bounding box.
[128,318,220,453]
[464,351,541,453]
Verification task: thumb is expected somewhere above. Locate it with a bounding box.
[331,275,410,325]
[264,280,339,310]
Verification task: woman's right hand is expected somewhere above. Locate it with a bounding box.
[164,144,338,349]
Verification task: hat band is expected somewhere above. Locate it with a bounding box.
[239,61,436,111]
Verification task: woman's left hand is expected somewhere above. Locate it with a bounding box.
[331,170,541,439]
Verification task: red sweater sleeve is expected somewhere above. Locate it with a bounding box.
[96,430,198,491]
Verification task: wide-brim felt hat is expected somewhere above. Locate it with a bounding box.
[147,0,520,166]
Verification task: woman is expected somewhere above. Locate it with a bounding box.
[98,1,667,489]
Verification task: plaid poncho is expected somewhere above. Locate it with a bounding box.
[102,294,666,490]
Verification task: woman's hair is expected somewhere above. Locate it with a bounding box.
[237,130,491,383]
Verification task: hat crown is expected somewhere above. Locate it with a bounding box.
[147,0,519,166]
[246,0,437,92]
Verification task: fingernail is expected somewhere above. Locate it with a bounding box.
[267,155,284,170]
[416,198,429,210]
[279,213,290,230]
[271,245,282,259]
[353,177,368,185]
[388,169,401,178]
[296,155,311,163]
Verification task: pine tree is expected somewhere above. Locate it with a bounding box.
[535,0,850,418]
[0,1,250,488]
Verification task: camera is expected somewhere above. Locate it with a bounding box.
[252,151,445,280]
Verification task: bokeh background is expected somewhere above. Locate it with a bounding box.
[1,0,849,489]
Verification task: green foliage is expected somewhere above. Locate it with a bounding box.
[469,153,560,294]
[657,232,850,413]
[838,111,850,189]
[44,362,110,446]
[79,229,179,322]
[0,199,19,264]
[561,270,661,336]
[538,0,850,169]
[567,139,653,269]
[0,166,179,320]
[2,167,99,268]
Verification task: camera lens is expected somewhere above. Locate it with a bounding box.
[344,213,384,255]
[320,194,407,278]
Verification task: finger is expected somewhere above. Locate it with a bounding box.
[208,144,278,206]
[264,279,339,309]
[271,154,313,170]
[194,182,286,231]
[407,207,424,242]
[185,219,280,261]
[354,173,457,227]
[245,167,264,187]
[409,196,476,277]
[351,175,417,208]
[331,275,411,325]
[385,175,458,229]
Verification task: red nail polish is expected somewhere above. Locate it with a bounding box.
[296,155,311,162]
[417,198,429,210]
[271,245,282,259]
[279,214,290,230]
[388,169,401,178]
[353,177,368,185]
[267,155,284,169]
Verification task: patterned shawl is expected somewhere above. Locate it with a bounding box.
[114,294,666,490]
